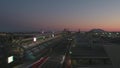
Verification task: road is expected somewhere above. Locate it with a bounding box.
[30,37,73,68]
[13,35,63,68]
[20,34,62,49]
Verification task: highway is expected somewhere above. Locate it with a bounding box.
[13,32,113,68]
[29,37,73,68]
[19,34,61,49]
[13,34,63,68]
[14,32,113,68]
[2,31,119,68]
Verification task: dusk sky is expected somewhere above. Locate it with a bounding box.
[0,0,120,32]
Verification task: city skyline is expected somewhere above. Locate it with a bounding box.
[1,0,120,32]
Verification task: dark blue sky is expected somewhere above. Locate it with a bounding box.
[0,0,120,32]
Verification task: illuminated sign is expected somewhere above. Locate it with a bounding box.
[33,37,37,42]
[8,56,14,63]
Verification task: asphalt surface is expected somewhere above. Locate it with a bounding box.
[40,38,72,68]
[13,36,63,68]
